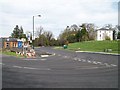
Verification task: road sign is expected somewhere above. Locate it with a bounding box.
[18,41,23,48]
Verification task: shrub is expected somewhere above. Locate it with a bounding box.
[105,36,111,40]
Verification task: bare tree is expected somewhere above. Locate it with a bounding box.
[103,24,112,29]
[43,31,54,41]
[35,26,44,38]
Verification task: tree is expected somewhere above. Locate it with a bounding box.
[43,31,54,41]
[11,25,26,39]
[80,24,89,41]
[75,30,82,42]
[11,25,20,38]
[113,30,116,40]
[86,24,96,40]
[117,32,120,39]
[103,24,112,29]
[67,35,76,43]
[35,26,44,38]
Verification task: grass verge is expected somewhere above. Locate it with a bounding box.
[55,40,120,54]
[1,49,25,58]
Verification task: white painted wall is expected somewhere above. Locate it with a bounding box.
[96,30,113,40]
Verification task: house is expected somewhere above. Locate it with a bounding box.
[95,28,113,41]
[4,38,18,49]
[0,37,9,48]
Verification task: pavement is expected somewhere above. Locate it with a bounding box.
[2,47,119,88]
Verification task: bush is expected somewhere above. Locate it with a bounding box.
[105,36,111,40]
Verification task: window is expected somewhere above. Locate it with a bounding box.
[6,42,9,47]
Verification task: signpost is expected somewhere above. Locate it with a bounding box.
[18,41,22,48]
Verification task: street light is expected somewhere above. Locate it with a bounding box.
[33,15,41,49]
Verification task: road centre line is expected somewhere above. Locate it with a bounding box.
[23,58,40,60]
[41,59,47,61]
[23,67,51,70]
[23,67,39,69]
[12,65,51,70]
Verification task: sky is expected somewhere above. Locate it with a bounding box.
[0,0,119,39]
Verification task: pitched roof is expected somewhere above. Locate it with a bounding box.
[6,38,18,42]
[96,28,114,31]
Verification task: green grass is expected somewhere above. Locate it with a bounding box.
[2,51,25,58]
[67,40,119,54]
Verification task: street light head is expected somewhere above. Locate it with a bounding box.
[38,15,41,17]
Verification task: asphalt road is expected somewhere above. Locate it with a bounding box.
[2,47,118,88]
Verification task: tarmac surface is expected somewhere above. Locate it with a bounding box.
[2,47,119,88]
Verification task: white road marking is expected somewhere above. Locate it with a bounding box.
[97,62,102,64]
[23,67,51,70]
[23,58,40,60]
[12,65,51,70]
[41,59,47,61]
[53,53,56,55]
[99,62,104,65]
[58,54,61,56]
[82,59,86,62]
[87,60,92,63]
[74,58,78,60]
[77,66,99,69]
[23,67,38,69]
[64,56,68,58]
[0,63,5,65]
[41,55,49,57]
[13,66,22,68]
[92,61,98,64]
[78,59,81,61]
[111,64,117,67]
[104,63,111,67]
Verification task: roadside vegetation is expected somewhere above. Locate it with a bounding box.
[67,40,119,54]
[2,49,25,58]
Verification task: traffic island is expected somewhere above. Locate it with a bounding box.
[36,52,55,58]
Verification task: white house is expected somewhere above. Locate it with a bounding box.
[95,28,113,41]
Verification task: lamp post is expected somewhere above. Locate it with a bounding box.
[33,15,41,49]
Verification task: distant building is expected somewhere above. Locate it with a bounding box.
[4,38,18,49]
[0,37,8,48]
[95,28,113,41]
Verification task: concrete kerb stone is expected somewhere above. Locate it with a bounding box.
[40,53,56,58]
[75,51,120,55]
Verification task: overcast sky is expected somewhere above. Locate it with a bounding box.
[0,0,119,38]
